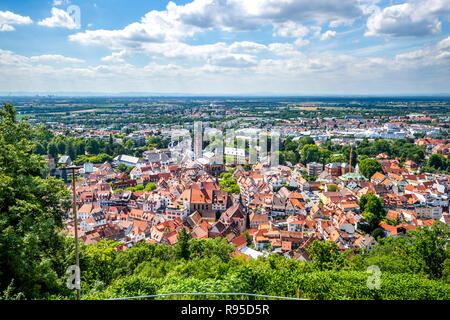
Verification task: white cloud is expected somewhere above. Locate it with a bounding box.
[29,54,84,64]
[208,54,258,68]
[272,21,310,47]
[329,18,355,28]
[173,0,363,31]
[0,10,32,32]
[1,38,450,94]
[268,43,301,57]
[70,0,363,49]
[293,38,310,47]
[101,51,127,63]
[273,21,309,38]
[38,7,79,29]
[229,41,267,53]
[321,30,337,40]
[365,0,450,37]
[395,35,450,66]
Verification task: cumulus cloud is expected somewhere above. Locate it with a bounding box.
[273,21,309,38]
[272,21,310,47]
[38,7,79,29]
[0,10,32,31]
[365,0,450,37]
[101,51,128,63]
[70,0,363,49]
[174,0,363,31]
[321,30,337,40]
[395,35,450,65]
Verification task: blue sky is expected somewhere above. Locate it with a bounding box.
[0,0,449,95]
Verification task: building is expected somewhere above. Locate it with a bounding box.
[58,155,72,166]
[113,154,143,167]
[415,206,442,220]
[324,162,350,177]
[306,162,323,177]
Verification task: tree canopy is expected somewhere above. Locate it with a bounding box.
[0,104,71,298]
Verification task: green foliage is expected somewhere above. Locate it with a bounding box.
[356,138,426,164]
[0,104,71,299]
[359,193,386,231]
[327,184,338,192]
[219,176,240,194]
[116,163,127,173]
[359,158,383,179]
[407,222,450,279]
[47,142,59,159]
[175,228,192,260]
[243,230,253,247]
[74,153,113,165]
[86,275,158,300]
[352,222,450,281]
[307,240,351,271]
[300,144,320,165]
[84,240,119,286]
[425,154,449,173]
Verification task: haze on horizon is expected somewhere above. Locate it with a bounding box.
[0,0,449,95]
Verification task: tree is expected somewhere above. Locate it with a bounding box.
[408,222,450,279]
[65,141,76,160]
[86,139,100,155]
[284,150,298,165]
[359,193,386,231]
[47,142,59,159]
[73,139,85,157]
[33,142,46,155]
[371,227,385,240]
[298,136,315,147]
[0,104,70,298]
[175,228,192,260]
[300,144,320,165]
[144,182,156,191]
[427,154,447,171]
[117,163,127,173]
[243,230,253,247]
[318,148,331,164]
[84,239,119,286]
[359,158,383,179]
[327,184,338,192]
[57,140,66,155]
[125,139,135,152]
[307,240,349,271]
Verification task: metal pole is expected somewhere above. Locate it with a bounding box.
[72,168,81,301]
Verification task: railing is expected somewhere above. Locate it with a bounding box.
[106,292,307,300]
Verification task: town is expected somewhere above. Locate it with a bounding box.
[15,96,448,262]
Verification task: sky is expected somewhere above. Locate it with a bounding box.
[0,0,449,95]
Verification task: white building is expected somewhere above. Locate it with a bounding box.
[113,154,142,167]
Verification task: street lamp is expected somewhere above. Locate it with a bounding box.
[61,165,82,300]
